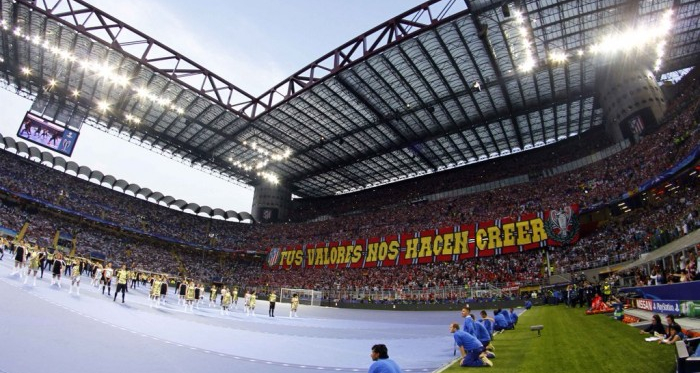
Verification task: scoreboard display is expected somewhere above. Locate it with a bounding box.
[17,112,80,156]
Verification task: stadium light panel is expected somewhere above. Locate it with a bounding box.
[586,9,672,70]
[1,20,188,125]
[549,51,568,64]
[97,100,110,112]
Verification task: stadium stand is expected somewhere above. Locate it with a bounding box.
[0,67,698,298]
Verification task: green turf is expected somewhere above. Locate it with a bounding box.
[441,305,677,373]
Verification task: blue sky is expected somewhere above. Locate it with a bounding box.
[0,0,425,213]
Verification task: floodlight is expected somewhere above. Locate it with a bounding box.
[97,100,110,112]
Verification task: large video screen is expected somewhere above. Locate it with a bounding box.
[16,112,80,156]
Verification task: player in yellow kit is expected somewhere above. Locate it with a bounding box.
[24,249,40,286]
[150,276,162,308]
[291,293,300,318]
[209,285,218,308]
[220,286,231,316]
[185,280,196,312]
[249,290,257,317]
[232,287,239,310]
[268,291,277,317]
[113,264,128,303]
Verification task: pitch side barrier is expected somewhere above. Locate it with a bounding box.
[321,299,528,311]
[621,282,700,302]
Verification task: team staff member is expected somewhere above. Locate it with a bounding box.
[450,322,493,367]
[113,264,128,303]
[368,344,402,373]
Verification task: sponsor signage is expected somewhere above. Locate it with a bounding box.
[265,205,580,270]
[652,300,680,315]
[636,299,653,311]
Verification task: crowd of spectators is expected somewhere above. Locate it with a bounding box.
[0,69,698,300]
[248,69,700,249]
[0,151,254,250]
[287,127,615,223]
[550,179,699,275]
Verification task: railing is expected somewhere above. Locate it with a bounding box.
[319,282,534,304]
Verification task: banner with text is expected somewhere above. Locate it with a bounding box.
[265,205,579,270]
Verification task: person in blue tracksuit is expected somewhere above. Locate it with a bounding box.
[368,344,402,373]
[470,315,495,358]
[479,310,495,338]
[493,310,509,332]
[450,322,493,367]
[461,306,476,336]
[499,309,514,329]
[509,308,519,326]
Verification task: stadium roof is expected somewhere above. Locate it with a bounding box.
[0,0,698,198]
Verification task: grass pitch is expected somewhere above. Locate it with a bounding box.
[441,305,676,373]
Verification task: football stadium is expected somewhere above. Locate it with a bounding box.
[1,0,699,372]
